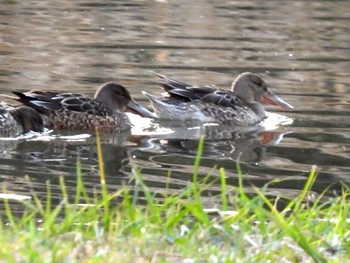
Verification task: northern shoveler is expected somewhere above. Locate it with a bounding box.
[143,72,293,126]
[12,82,156,132]
[0,103,44,137]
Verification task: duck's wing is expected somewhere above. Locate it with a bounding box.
[12,90,107,115]
[201,90,246,109]
[59,96,107,115]
[152,72,218,101]
[12,90,64,114]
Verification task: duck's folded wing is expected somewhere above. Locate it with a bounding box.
[201,91,245,109]
[153,71,220,101]
[12,91,62,114]
[60,97,106,114]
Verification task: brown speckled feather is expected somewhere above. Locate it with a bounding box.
[12,82,156,132]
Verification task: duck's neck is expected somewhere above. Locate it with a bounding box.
[95,95,124,115]
[248,102,266,119]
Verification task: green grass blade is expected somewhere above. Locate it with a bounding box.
[193,135,204,201]
[220,167,228,211]
[95,128,110,230]
[255,186,327,263]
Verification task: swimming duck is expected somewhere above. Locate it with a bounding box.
[143,72,293,126]
[0,103,44,137]
[12,82,156,132]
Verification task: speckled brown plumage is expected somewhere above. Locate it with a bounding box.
[12,82,156,132]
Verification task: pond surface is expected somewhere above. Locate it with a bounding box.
[0,0,349,209]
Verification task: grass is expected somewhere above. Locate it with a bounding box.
[0,135,349,262]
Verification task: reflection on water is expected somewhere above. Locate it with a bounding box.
[0,0,349,209]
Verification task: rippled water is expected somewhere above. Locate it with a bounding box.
[0,1,349,209]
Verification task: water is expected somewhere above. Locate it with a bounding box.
[0,1,349,208]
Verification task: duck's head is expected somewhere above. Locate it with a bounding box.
[11,106,44,133]
[231,72,293,110]
[95,82,157,118]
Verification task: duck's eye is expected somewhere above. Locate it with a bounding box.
[263,86,267,92]
[251,75,263,85]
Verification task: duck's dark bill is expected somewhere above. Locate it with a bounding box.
[126,99,157,118]
[262,92,294,110]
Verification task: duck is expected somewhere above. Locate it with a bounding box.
[12,82,156,132]
[0,103,44,137]
[142,72,293,126]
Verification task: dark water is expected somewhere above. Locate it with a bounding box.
[0,1,349,208]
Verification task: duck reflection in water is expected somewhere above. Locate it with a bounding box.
[133,125,291,164]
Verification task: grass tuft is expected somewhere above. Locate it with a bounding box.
[0,136,349,262]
